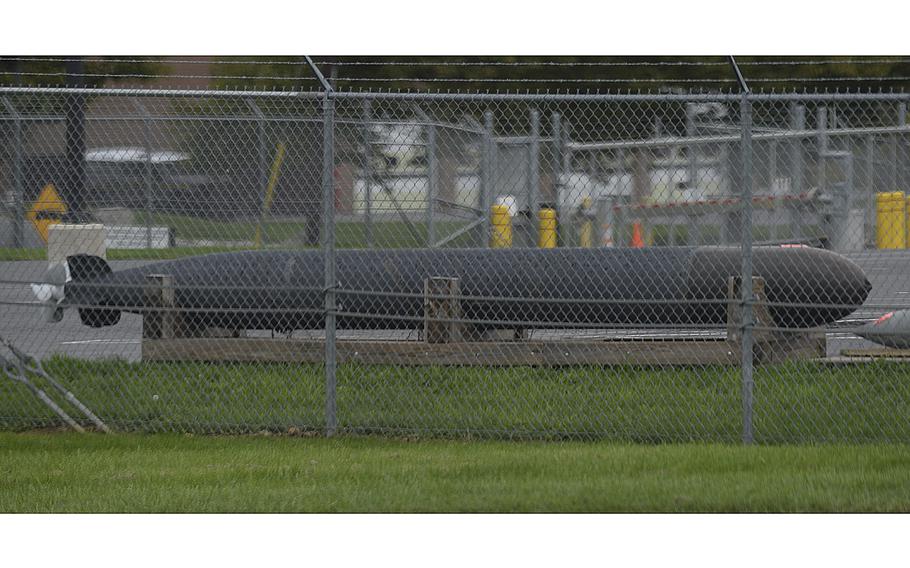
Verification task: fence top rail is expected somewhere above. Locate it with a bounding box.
[568,124,910,151]
[342,91,910,103]
[1,86,909,103]
[0,87,318,99]
[0,112,487,137]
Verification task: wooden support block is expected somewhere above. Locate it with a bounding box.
[143,274,179,340]
[726,275,773,345]
[142,274,243,341]
[727,275,776,362]
[756,332,826,363]
[423,275,527,343]
[840,348,910,359]
[424,277,462,343]
[726,275,825,363]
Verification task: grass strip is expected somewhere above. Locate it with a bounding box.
[1,432,909,512]
[2,358,910,443]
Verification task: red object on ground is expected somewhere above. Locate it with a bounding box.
[874,312,895,326]
[630,222,645,248]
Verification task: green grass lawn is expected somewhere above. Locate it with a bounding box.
[0,216,476,260]
[3,358,910,444]
[141,212,475,249]
[0,246,248,261]
[2,432,909,512]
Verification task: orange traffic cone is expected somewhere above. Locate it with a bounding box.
[630,221,645,248]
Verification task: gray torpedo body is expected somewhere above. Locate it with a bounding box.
[35,246,871,332]
[856,310,910,349]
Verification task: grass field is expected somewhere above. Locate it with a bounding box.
[0,216,476,260]
[2,432,909,512]
[141,212,475,248]
[0,245,249,261]
[2,357,910,444]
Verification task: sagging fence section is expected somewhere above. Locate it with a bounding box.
[1,86,910,443]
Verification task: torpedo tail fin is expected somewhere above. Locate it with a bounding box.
[66,254,122,327]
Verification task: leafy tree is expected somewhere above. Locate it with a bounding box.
[0,56,165,87]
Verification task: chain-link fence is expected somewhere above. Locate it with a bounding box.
[1,84,909,443]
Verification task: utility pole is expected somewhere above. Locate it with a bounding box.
[729,56,755,445]
[64,57,87,221]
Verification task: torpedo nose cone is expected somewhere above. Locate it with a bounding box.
[757,246,872,328]
[857,309,910,349]
[834,252,873,306]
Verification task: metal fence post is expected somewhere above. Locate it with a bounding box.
[818,106,829,203]
[427,123,438,247]
[740,94,755,445]
[361,99,373,249]
[561,118,572,175]
[790,103,805,240]
[898,103,907,192]
[481,111,494,247]
[144,114,153,249]
[551,112,564,239]
[135,101,154,250]
[528,108,540,242]
[2,98,24,248]
[303,56,339,436]
[322,93,337,437]
[724,139,741,245]
[614,147,626,246]
[866,134,875,247]
[249,99,268,248]
[890,104,900,192]
[685,103,698,245]
[63,75,87,220]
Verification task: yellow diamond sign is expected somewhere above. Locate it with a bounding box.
[26,184,67,243]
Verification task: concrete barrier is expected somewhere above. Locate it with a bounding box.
[105,226,173,249]
[47,224,107,263]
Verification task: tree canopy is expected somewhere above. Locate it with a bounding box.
[2,56,909,92]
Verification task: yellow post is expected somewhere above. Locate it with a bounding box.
[254,142,287,249]
[876,191,905,249]
[579,197,594,248]
[906,195,910,249]
[490,204,512,248]
[538,208,557,248]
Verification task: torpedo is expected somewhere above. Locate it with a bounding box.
[855,310,910,349]
[33,246,871,332]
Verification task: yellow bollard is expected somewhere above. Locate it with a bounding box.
[490,204,512,248]
[876,192,906,249]
[579,197,594,248]
[254,142,287,249]
[906,195,910,249]
[538,208,557,248]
